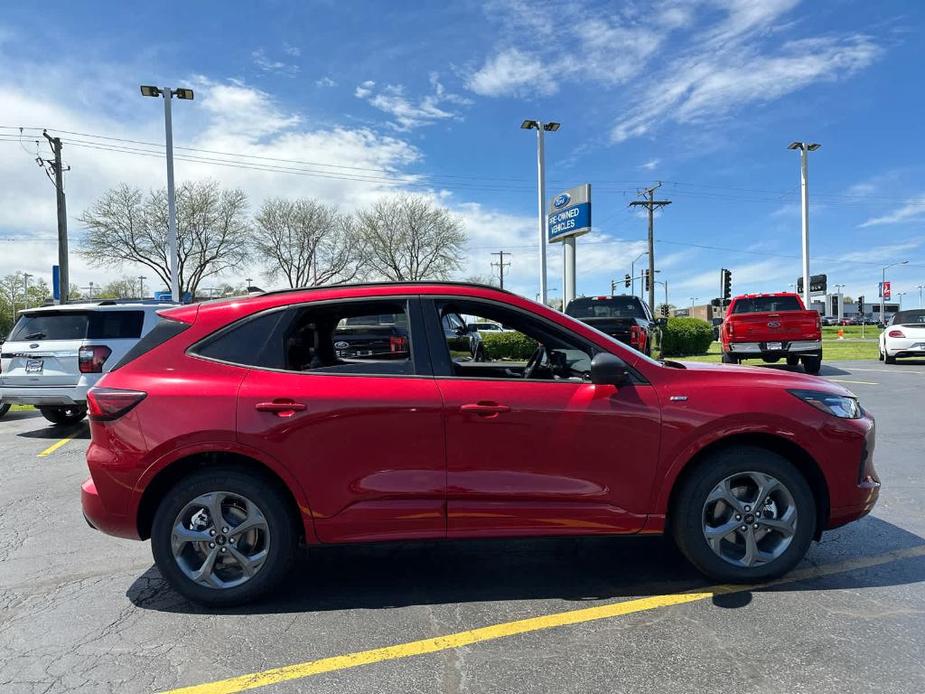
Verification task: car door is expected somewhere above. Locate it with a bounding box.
[224,297,447,544]
[423,297,662,538]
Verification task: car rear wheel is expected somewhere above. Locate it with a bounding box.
[0,403,10,418]
[786,356,800,366]
[672,446,815,583]
[39,405,87,425]
[801,354,822,374]
[884,353,896,364]
[721,353,738,364]
[151,468,298,606]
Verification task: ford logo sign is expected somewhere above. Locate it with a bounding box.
[334,341,350,349]
[767,321,781,328]
[553,193,571,208]
[29,343,39,349]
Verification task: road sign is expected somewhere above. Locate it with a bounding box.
[52,265,60,302]
[796,273,827,294]
[547,184,591,243]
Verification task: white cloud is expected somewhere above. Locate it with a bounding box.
[315,76,337,88]
[641,159,660,171]
[859,193,925,227]
[466,49,553,98]
[283,43,301,57]
[355,75,470,131]
[251,48,299,77]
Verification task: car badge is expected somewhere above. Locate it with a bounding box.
[334,341,350,349]
[767,321,781,328]
[29,343,39,349]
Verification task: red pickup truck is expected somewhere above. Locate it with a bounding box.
[721,292,822,373]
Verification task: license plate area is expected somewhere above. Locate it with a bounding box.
[25,358,44,374]
[766,342,783,351]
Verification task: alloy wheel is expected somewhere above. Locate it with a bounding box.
[701,471,797,568]
[170,491,270,589]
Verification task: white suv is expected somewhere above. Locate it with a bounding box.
[0,302,172,425]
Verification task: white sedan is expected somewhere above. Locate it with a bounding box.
[879,309,925,364]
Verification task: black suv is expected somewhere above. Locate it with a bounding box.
[565,295,659,356]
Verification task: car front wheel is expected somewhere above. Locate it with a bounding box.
[39,405,87,425]
[672,446,815,583]
[151,468,298,606]
[801,354,822,374]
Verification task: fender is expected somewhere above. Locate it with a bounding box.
[133,440,320,544]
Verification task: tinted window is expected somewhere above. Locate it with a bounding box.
[195,300,415,376]
[88,311,145,339]
[892,310,925,325]
[10,312,89,341]
[732,296,802,313]
[566,297,645,319]
[112,317,190,370]
[195,311,290,369]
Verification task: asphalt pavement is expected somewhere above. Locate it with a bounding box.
[1,359,924,693]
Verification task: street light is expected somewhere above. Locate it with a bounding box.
[918,284,925,309]
[521,119,560,305]
[22,273,33,309]
[788,141,820,308]
[897,291,907,309]
[630,251,647,297]
[880,260,908,320]
[141,85,195,303]
[690,296,698,309]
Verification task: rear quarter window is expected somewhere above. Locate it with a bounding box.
[88,311,145,339]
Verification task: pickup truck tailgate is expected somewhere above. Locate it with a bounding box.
[728,311,820,342]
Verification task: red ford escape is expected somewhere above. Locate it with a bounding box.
[81,283,880,606]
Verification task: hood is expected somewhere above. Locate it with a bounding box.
[672,359,854,397]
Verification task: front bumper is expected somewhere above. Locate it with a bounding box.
[81,477,140,540]
[0,384,90,407]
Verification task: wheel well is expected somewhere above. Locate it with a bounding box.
[136,452,304,541]
[666,433,830,540]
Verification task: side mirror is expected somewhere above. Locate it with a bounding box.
[590,352,629,386]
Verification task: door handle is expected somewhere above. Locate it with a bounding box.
[256,400,307,417]
[459,402,511,416]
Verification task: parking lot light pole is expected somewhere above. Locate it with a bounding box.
[918,284,925,309]
[880,260,908,322]
[788,142,820,308]
[141,85,194,303]
[521,120,559,306]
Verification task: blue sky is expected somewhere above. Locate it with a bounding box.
[1,0,924,306]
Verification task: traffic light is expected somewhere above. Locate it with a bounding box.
[721,268,732,300]
[624,273,631,288]
[644,269,651,292]
[661,304,669,318]
[857,296,864,313]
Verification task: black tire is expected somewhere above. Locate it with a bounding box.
[474,345,487,362]
[761,356,780,364]
[39,405,87,425]
[721,353,738,364]
[878,346,884,362]
[671,446,816,584]
[885,354,896,365]
[801,354,822,374]
[0,403,10,418]
[786,356,800,367]
[151,468,298,606]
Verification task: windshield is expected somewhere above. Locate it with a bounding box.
[731,296,802,313]
[892,310,925,326]
[566,297,645,319]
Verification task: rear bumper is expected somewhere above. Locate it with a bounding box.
[0,384,90,406]
[81,477,141,540]
[728,340,821,356]
[884,339,925,358]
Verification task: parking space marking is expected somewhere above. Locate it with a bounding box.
[163,544,925,694]
[827,379,878,385]
[36,431,80,458]
[840,367,925,375]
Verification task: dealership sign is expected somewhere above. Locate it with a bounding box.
[547,184,591,243]
[880,281,891,299]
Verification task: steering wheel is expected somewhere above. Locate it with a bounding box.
[523,344,547,380]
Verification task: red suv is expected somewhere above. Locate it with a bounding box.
[81,283,880,605]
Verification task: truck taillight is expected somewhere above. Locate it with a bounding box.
[86,387,147,421]
[630,325,646,350]
[78,346,112,373]
[726,321,734,337]
[389,335,408,353]
[888,329,905,338]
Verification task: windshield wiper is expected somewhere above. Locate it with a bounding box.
[22,331,46,340]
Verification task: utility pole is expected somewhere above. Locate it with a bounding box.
[610,278,617,295]
[23,273,33,309]
[490,251,511,289]
[629,183,671,312]
[138,275,147,299]
[42,131,69,304]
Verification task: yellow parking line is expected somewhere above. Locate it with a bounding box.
[37,431,79,458]
[827,378,878,385]
[162,544,925,694]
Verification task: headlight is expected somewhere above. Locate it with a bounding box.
[789,389,862,419]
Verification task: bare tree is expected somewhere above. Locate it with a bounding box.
[253,198,362,287]
[79,180,250,297]
[354,194,466,281]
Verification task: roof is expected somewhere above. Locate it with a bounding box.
[258,280,514,299]
[21,301,176,314]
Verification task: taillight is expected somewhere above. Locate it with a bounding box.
[726,321,734,337]
[86,387,147,422]
[629,325,645,350]
[78,345,112,373]
[888,329,905,338]
[389,335,408,352]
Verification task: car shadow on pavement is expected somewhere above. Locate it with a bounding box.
[127,515,925,616]
[16,421,90,440]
